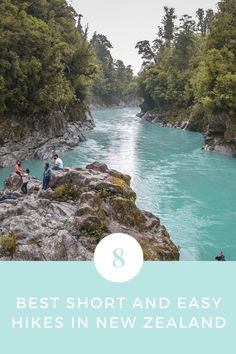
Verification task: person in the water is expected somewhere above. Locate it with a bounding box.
[215,250,225,261]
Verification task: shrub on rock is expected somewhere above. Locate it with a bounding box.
[0,232,17,258]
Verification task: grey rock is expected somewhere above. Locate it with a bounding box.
[140,110,236,157]
[203,113,236,156]
[0,109,95,168]
[0,162,179,261]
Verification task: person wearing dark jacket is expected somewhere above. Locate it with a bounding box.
[21,169,30,194]
[215,250,225,261]
[43,163,52,190]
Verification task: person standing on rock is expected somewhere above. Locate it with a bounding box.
[43,163,52,190]
[21,169,30,194]
[15,161,23,176]
[52,154,64,171]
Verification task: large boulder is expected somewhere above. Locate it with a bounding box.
[4,173,41,194]
[0,162,179,261]
[4,173,22,191]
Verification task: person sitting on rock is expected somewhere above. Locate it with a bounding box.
[215,250,225,261]
[52,154,64,171]
[21,169,30,194]
[15,161,23,176]
[43,163,52,190]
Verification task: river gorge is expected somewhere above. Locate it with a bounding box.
[0,107,236,261]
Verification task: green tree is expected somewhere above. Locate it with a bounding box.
[0,0,96,115]
[196,8,214,36]
[91,33,135,105]
[135,40,155,66]
[136,7,176,66]
[194,0,236,115]
[136,0,236,139]
[161,6,177,45]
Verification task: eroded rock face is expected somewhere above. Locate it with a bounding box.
[0,108,95,168]
[0,162,179,261]
[140,110,236,157]
[204,114,236,156]
[140,110,191,131]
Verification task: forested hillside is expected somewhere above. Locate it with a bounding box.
[90,32,137,107]
[0,0,135,115]
[0,0,96,115]
[136,0,236,155]
[0,0,136,166]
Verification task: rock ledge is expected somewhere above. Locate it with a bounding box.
[0,162,179,261]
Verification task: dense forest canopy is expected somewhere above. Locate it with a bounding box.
[0,0,98,115]
[0,0,135,116]
[136,0,236,134]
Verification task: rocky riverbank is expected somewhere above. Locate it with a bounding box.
[0,107,95,168]
[0,162,179,261]
[138,111,190,130]
[139,110,236,157]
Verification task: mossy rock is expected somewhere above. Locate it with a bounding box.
[74,215,108,238]
[142,211,160,231]
[224,121,236,142]
[139,239,166,261]
[54,184,81,201]
[78,192,106,219]
[188,104,208,132]
[139,237,179,261]
[0,232,17,258]
[76,206,95,217]
[110,197,145,231]
[112,176,128,189]
[0,117,28,141]
[110,170,131,186]
[96,183,114,198]
[96,179,136,200]
[66,102,87,123]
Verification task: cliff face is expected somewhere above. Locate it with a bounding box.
[0,162,179,261]
[0,106,95,168]
[204,113,236,156]
[139,107,236,157]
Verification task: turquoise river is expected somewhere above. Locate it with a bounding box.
[0,107,235,261]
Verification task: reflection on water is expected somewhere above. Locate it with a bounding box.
[0,107,236,261]
[106,118,139,178]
